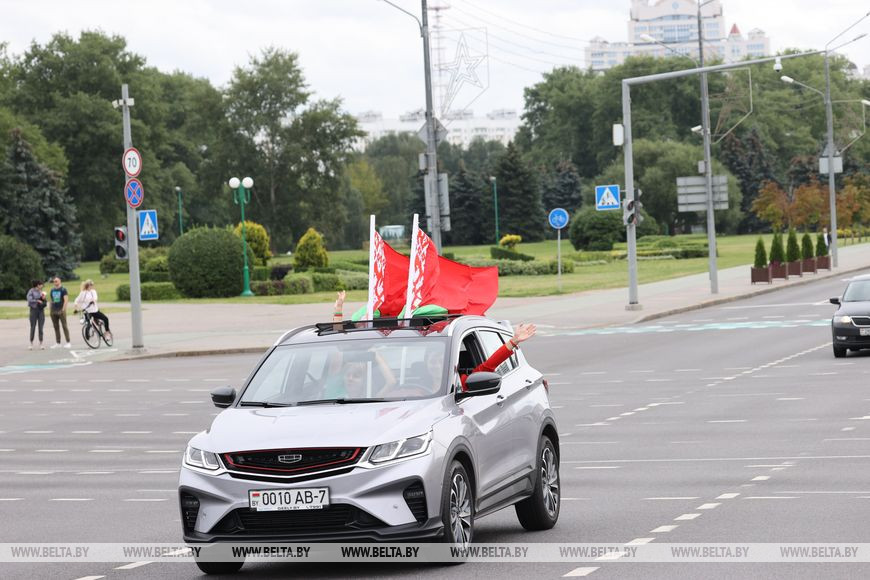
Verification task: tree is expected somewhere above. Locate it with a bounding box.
[769,232,785,264]
[785,228,801,262]
[751,181,791,231]
[754,237,767,268]
[791,178,827,230]
[0,129,81,278]
[346,158,388,217]
[801,232,814,260]
[493,142,545,241]
[294,228,329,270]
[449,163,491,246]
[720,127,777,233]
[543,160,582,213]
[233,221,272,266]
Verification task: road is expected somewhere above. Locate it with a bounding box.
[1,270,869,580]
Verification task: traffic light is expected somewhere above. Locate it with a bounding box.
[114,226,128,260]
[623,199,644,226]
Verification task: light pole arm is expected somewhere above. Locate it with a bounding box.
[380,0,423,34]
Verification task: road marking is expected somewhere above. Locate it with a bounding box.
[776,490,870,494]
[51,498,93,501]
[72,430,102,434]
[633,407,649,411]
[650,525,678,533]
[777,398,805,401]
[626,538,654,545]
[0,498,23,501]
[752,476,771,481]
[0,449,14,452]
[108,388,131,392]
[674,513,701,521]
[596,552,623,561]
[645,378,671,383]
[644,497,699,500]
[619,412,635,416]
[115,562,152,570]
[73,576,105,580]
[24,430,53,434]
[581,371,606,375]
[172,431,199,435]
[842,427,856,431]
[35,449,67,453]
[125,379,150,383]
[697,503,721,510]
[89,379,112,383]
[203,378,228,382]
[17,471,53,475]
[115,413,141,417]
[563,568,599,577]
[179,400,202,404]
[605,417,621,421]
[89,449,123,453]
[629,370,654,374]
[165,378,191,382]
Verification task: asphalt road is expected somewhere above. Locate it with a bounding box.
[2,269,869,580]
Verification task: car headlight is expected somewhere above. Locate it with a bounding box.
[834,315,853,324]
[184,445,221,470]
[369,431,432,464]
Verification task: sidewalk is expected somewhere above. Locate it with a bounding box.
[2,244,868,368]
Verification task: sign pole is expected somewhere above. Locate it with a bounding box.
[120,84,144,349]
[557,228,562,293]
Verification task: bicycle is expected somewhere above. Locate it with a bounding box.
[78,306,113,349]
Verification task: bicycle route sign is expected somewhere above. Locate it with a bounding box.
[124,178,144,209]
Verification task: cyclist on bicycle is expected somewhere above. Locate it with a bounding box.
[73,279,111,340]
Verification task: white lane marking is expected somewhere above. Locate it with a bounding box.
[812,372,837,376]
[697,503,721,510]
[626,538,654,545]
[674,513,701,521]
[72,413,94,417]
[633,407,649,411]
[35,449,67,453]
[645,379,671,383]
[744,496,798,499]
[115,562,152,570]
[746,464,790,468]
[115,413,141,417]
[51,498,93,501]
[122,431,152,434]
[650,525,679,533]
[752,476,771,481]
[89,379,112,383]
[165,378,191,382]
[707,420,747,423]
[172,431,199,435]
[0,449,14,452]
[108,388,131,392]
[73,576,106,580]
[842,427,856,431]
[605,417,621,421]
[644,497,699,500]
[125,379,150,383]
[575,466,621,469]
[89,449,123,453]
[24,430,53,434]
[179,401,203,404]
[724,367,751,370]
[629,370,654,374]
[776,491,870,494]
[777,398,805,401]
[17,471,53,475]
[596,552,623,561]
[563,568,599,577]
[620,412,635,416]
[72,430,102,434]
[0,498,23,501]
[575,423,610,427]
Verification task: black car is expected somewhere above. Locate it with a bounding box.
[830,274,870,358]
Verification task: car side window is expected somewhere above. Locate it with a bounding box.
[478,330,515,376]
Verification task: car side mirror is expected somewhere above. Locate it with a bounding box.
[458,372,501,399]
[211,386,236,408]
[830,297,840,305]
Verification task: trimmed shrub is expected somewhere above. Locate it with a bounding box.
[490,246,535,261]
[294,228,329,270]
[569,206,623,251]
[270,264,294,280]
[548,259,575,274]
[0,235,44,299]
[100,252,129,274]
[754,237,768,268]
[140,271,171,283]
[769,232,786,264]
[143,255,169,273]
[233,220,272,266]
[786,228,801,262]
[801,233,814,260]
[312,272,341,292]
[816,233,828,257]
[252,266,270,281]
[462,258,555,276]
[442,252,456,261]
[499,234,522,250]
[284,273,314,295]
[338,271,369,290]
[116,282,180,301]
[168,227,254,298]
[330,260,369,273]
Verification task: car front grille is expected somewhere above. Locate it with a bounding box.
[403,482,428,523]
[222,447,365,476]
[210,504,385,536]
[850,316,870,326]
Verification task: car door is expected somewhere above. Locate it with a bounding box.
[477,330,538,477]
[454,330,517,497]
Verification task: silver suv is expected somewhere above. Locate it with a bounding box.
[179,316,560,574]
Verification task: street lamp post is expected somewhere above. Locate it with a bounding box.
[230,176,255,297]
[175,186,184,236]
[696,0,719,294]
[489,176,499,244]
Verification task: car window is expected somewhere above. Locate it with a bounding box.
[843,280,870,302]
[478,330,515,376]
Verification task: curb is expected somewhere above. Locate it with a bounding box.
[633,263,868,324]
[109,346,269,362]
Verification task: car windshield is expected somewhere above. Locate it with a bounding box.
[843,280,870,302]
[240,338,449,405]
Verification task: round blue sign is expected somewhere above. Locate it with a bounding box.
[548,208,569,230]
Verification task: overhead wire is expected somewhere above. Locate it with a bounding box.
[452,0,592,45]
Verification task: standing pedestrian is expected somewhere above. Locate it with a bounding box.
[48,276,71,349]
[74,279,112,340]
[822,227,832,254]
[26,280,47,350]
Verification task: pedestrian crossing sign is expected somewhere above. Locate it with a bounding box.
[137,209,159,241]
[595,185,621,211]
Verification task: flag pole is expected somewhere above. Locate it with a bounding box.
[366,215,376,322]
[403,214,420,321]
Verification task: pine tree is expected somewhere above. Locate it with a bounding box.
[493,143,545,242]
[786,228,801,262]
[542,160,582,213]
[0,129,81,278]
[449,163,492,246]
[721,128,776,234]
[754,237,768,268]
[769,232,785,264]
[801,232,814,260]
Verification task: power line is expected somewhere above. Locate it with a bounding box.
[454,0,592,44]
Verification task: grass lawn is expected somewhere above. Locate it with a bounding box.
[0,306,129,320]
[78,233,866,303]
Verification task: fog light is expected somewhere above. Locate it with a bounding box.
[836,336,847,340]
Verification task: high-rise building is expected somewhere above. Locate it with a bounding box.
[585,0,770,70]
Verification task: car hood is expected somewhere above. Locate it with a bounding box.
[835,301,870,316]
[199,398,452,452]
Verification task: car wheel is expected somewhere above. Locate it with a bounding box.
[515,435,560,531]
[441,460,474,548]
[833,345,847,358]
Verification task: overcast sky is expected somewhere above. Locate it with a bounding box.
[2,0,868,118]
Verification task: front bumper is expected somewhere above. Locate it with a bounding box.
[179,451,445,543]
[832,325,870,349]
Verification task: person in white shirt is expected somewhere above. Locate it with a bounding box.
[74,279,111,339]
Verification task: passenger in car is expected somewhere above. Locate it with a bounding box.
[459,323,536,391]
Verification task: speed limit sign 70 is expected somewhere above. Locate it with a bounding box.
[122,147,142,178]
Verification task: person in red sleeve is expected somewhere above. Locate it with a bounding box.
[460,323,536,391]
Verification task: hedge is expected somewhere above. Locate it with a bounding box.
[270,264,294,280]
[252,266,270,281]
[116,282,181,301]
[462,258,572,276]
[140,271,171,283]
[490,246,535,261]
[284,274,314,295]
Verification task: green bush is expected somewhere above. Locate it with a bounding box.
[816,233,828,257]
[548,259,575,274]
[499,234,522,250]
[786,228,801,262]
[463,258,557,276]
[490,246,535,261]
[233,220,272,266]
[294,228,329,270]
[801,233,814,260]
[143,255,169,273]
[569,206,623,251]
[284,273,314,294]
[754,237,768,268]
[116,282,180,301]
[100,252,128,274]
[312,272,341,292]
[769,232,786,264]
[252,266,270,281]
[337,271,369,290]
[0,235,44,299]
[140,271,171,283]
[331,260,368,273]
[270,264,294,280]
[168,227,254,298]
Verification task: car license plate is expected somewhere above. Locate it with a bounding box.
[249,488,329,511]
[861,328,870,336]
